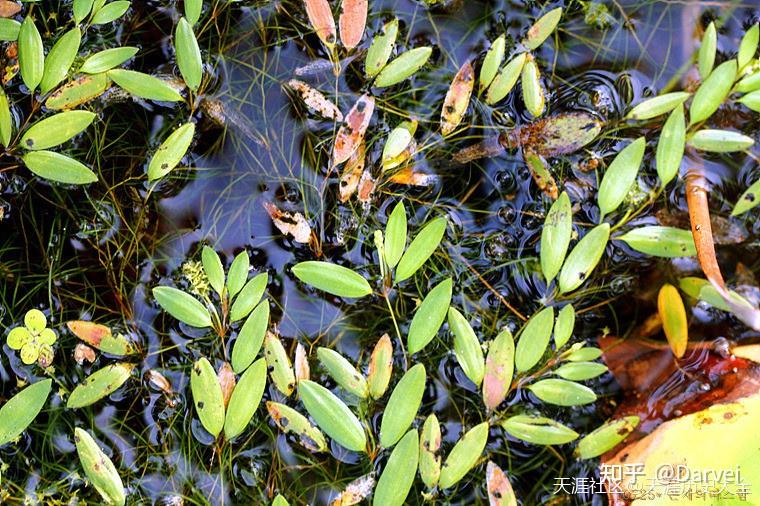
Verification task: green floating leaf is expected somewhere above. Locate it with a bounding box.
[21,110,95,150]
[479,34,505,91]
[616,226,696,258]
[501,414,578,445]
[625,92,690,121]
[299,380,366,452]
[147,122,195,181]
[365,18,398,78]
[0,89,12,147]
[515,306,554,372]
[231,302,269,373]
[655,105,685,186]
[373,429,419,506]
[395,217,447,282]
[230,272,268,322]
[379,363,425,448]
[317,347,368,398]
[732,176,760,216]
[687,129,754,152]
[0,19,21,41]
[565,346,602,362]
[292,261,372,298]
[448,307,485,386]
[80,47,138,74]
[576,416,639,459]
[45,73,111,110]
[689,59,736,125]
[697,21,716,80]
[483,328,514,411]
[658,283,688,358]
[523,7,562,50]
[185,0,203,25]
[418,414,442,488]
[224,358,267,440]
[486,461,518,506]
[201,246,224,295]
[528,378,597,406]
[408,278,452,354]
[91,1,130,25]
[108,69,183,102]
[266,401,327,452]
[23,151,97,185]
[227,251,250,298]
[374,46,432,88]
[175,18,202,91]
[367,334,393,399]
[0,379,51,446]
[40,27,82,95]
[438,422,489,489]
[67,363,134,409]
[558,223,610,294]
[73,0,96,24]
[678,276,753,312]
[485,52,526,105]
[74,428,126,506]
[739,24,759,69]
[265,332,296,396]
[598,137,645,217]
[521,57,544,117]
[191,358,225,437]
[18,16,44,91]
[553,304,575,349]
[540,191,572,283]
[153,285,211,328]
[554,361,607,381]
[384,201,407,268]
[738,90,760,112]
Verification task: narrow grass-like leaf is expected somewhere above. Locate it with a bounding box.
[23,151,97,184]
[689,59,736,125]
[576,416,639,459]
[224,358,266,440]
[175,18,202,91]
[483,329,514,410]
[45,73,111,110]
[379,363,425,447]
[487,462,517,506]
[528,378,597,406]
[80,46,138,74]
[147,122,195,181]
[90,1,130,25]
[687,129,754,152]
[732,177,760,216]
[515,306,554,372]
[553,304,575,348]
[540,191,572,282]
[67,363,134,408]
[373,429,419,506]
[21,111,95,150]
[298,380,366,452]
[558,223,610,293]
[384,201,407,268]
[616,226,696,257]
[658,283,688,358]
[598,137,645,217]
[190,358,225,437]
[448,307,485,386]
[485,52,526,105]
[338,0,367,50]
[501,414,578,445]
[266,401,327,452]
[374,47,432,88]
[74,429,125,506]
[153,285,211,327]
[395,217,446,282]
[739,24,759,69]
[108,69,183,102]
[523,7,562,50]
[227,251,250,298]
[655,105,685,186]
[554,361,607,381]
[231,302,269,373]
[419,414,441,488]
[185,0,202,25]
[438,422,489,489]
[440,61,474,135]
[0,18,20,41]
[18,16,44,91]
[365,18,398,77]
[40,27,81,94]
[317,347,368,398]
[521,57,544,117]
[0,89,12,147]
[626,92,690,120]
[408,278,452,354]
[265,332,296,396]
[230,272,268,322]
[0,379,51,446]
[201,246,224,295]
[292,261,372,297]
[367,333,393,399]
[479,34,505,91]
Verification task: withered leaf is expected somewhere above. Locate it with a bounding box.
[332,94,374,166]
[294,342,310,382]
[357,169,375,203]
[303,0,336,50]
[329,473,375,506]
[388,166,438,187]
[440,61,474,136]
[524,150,558,199]
[287,79,343,121]
[339,139,365,202]
[0,1,20,18]
[263,201,313,244]
[338,0,367,51]
[218,361,236,408]
[486,461,517,506]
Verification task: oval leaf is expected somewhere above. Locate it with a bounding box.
[153,285,211,327]
[501,414,578,445]
[374,47,432,88]
[448,307,485,386]
[227,251,250,298]
[626,91,690,121]
[175,18,202,91]
[185,0,202,25]
[689,59,736,125]
[0,379,51,446]
[147,122,195,181]
[616,226,696,257]
[483,329,514,410]
[367,333,393,399]
[576,416,639,459]
[440,60,474,135]
[479,34,505,91]
[395,217,447,282]
[317,347,368,398]
[528,378,597,406]
[379,363,425,448]
[419,414,442,488]
[45,73,111,110]
[521,57,545,117]
[658,283,688,358]
[21,110,95,150]
[687,129,754,152]
[331,94,374,165]
[485,52,526,105]
[384,201,407,269]
[514,306,554,372]
[67,363,134,409]
[553,304,575,349]
[224,358,267,440]
[408,278,452,354]
[554,361,607,381]
[338,0,367,50]
[558,223,610,294]
[739,24,759,70]
[655,105,685,186]
[438,422,489,489]
[80,46,138,74]
[598,137,645,217]
[18,16,44,91]
[365,18,398,77]
[292,261,372,298]
[201,246,224,295]
[231,303,269,374]
[24,151,97,184]
[487,461,518,506]
[90,1,130,25]
[267,401,328,452]
[303,0,336,50]
[74,428,126,506]
[373,429,419,506]
[229,272,268,322]
[40,27,81,94]
[0,89,11,147]
[733,177,760,216]
[698,22,716,80]
[191,358,225,437]
[540,191,572,282]
[264,332,296,396]
[108,69,184,102]
[298,380,366,452]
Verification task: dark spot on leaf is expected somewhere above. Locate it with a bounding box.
[198,401,204,409]
[26,139,33,147]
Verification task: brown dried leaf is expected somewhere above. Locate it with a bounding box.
[263,201,313,243]
[218,362,236,409]
[367,333,393,399]
[356,169,375,203]
[452,136,505,163]
[332,94,374,166]
[294,343,310,382]
[524,150,558,199]
[303,0,336,50]
[146,369,174,396]
[387,166,438,187]
[329,473,375,506]
[486,461,517,506]
[440,61,474,136]
[287,79,343,121]
[74,343,96,365]
[0,1,20,18]
[338,0,367,50]
[339,139,365,202]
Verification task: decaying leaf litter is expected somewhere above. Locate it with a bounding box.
[2,0,760,505]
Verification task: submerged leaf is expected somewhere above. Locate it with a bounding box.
[440,61,474,135]
[697,22,716,80]
[224,358,267,439]
[152,285,211,328]
[263,201,312,244]
[395,217,447,282]
[501,414,578,445]
[576,416,639,459]
[374,47,432,88]
[657,283,688,358]
[332,94,374,165]
[67,363,135,409]
[418,414,442,488]
[486,461,517,506]
[689,59,736,125]
[299,380,366,452]
[367,333,393,399]
[338,0,366,50]
[438,422,489,489]
[540,192,572,282]
[598,137,645,217]
[265,332,296,396]
[514,307,554,372]
[21,110,95,150]
[287,79,343,121]
[74,429,126,506]
[616,226,696,257]
[292,261,371,298]
[190,358,225,437]
[365,18,398,77]
[0,379,51,446]
[528,378,597,406]
[408,278,452,354]
[448,307,485,386]
[483,328,514,410]
[479,34,505,91]
[485,52,526,105]
[267,401,327,452]
[379,363,425,448]
[24,151,97,184]
[303,0,336,50]
[523,7,562,50]
[558,223,610,294]
[317,347,368,398]
[231,302,269,373]
[521,57,545,117]
[655,105,685,186]
[373,430,419,506]
[147,122,195,181]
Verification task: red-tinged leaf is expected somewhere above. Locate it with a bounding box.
[483,329,514,410]
[263,201,313,244]
[486,461,517,506]
[294,343,310,382]
[287,79,343,121]
[367,333,393,399]
[338,0,366,50]
[67,321,110,347]
[332,94,374,165]
[387,166,438,187]
[357,169,375,203]
[0,1,20,18]
[339,139,365,202]
[218,361,236,408]
[440,61,474,136]
[657,284,688,358]
[303,0,336,50]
